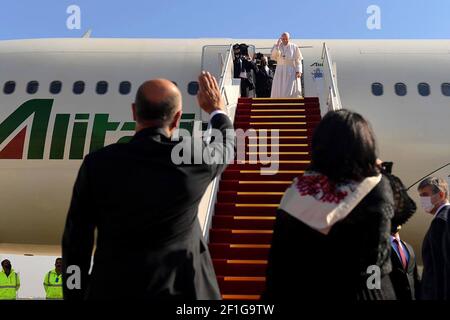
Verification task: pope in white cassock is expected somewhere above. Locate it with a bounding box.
[270,32,304,98]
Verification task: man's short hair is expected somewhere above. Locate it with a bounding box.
[418,177,449,199]
[134,84,180,126]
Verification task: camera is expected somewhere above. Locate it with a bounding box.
[381,161,393,174]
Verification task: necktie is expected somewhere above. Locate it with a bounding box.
[393,237,408,270]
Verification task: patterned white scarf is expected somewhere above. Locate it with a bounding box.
[279,172,382,235]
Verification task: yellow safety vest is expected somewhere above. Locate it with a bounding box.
[43,270,63,300]
[0,270,20,300]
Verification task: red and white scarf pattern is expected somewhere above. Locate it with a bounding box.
[279,172,382,235]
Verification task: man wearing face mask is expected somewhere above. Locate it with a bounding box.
[0,259,20,300]
[418,177,450,300]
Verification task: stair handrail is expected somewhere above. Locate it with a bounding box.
[218,44,235,114]
[202,44,236,241]
[321,42,342,112]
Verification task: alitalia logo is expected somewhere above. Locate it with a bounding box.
[0,99,197,160]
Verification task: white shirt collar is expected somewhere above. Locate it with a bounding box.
[435,202,450,217]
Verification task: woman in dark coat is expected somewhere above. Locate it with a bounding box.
[263,109,397,300]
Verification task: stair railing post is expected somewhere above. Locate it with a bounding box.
[203,44,236,241]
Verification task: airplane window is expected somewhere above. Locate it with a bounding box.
[27,81,39,94]
[119,81,131,95]
[96,81,108,95]
[441,83,450,96]
[188,81,199,95]
[73,81,85,95]
[371,83,383,96]
[3,81,16,94]
[418,83,430,97]
[395,83,407,96]
[50,81,62,94]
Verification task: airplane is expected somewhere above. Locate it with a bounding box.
[0,37,449,298]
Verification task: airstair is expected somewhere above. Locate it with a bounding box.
[200,43,342,299]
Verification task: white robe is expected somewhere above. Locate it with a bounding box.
[270,42,303,98]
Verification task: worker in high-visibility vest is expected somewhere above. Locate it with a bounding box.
[43,257,63,300]
[0,259,20,300]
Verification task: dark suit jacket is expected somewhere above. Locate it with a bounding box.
[421,205,450,300]
[255,66,274,98]
[62,114,234,300]
[233,58,256,88]
[390,239,420,300]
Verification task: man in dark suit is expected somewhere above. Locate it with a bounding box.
[389,225,420,300]
[380,164,419,300]
[233,43,256,97]
[418,177,450,300]
[62,72,234,300]
[255,56,274,98]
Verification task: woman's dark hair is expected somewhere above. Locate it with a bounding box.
[309,109,379,183]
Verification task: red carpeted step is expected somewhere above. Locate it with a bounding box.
[235,114,321,121]
[243,129,315,137]
[217,276,266,295]
[238,97,319,104]
[234,128,314,136]
[221,170,303,181]
[213,259,268,277]
[237,106,320,114]
[236,110,320,118]
[212,215,276,229]
[242,137,312,144]
[209,229,273,244]
[235,138,313,148]
[209,243,270,260]
[226,162,309,168]
[209,96,321,300]
[236,106,318,114]
[235,121,319,130]
[226,162,309,171]
[233,153,311,161]
[235,114,321,123]
[243,143,311,148]
[214,204,277,217]
[242,146,311,153]
[218,180,292,192]
[236,101,320,108]
[241,150,312,157]
[217,191,283,204]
